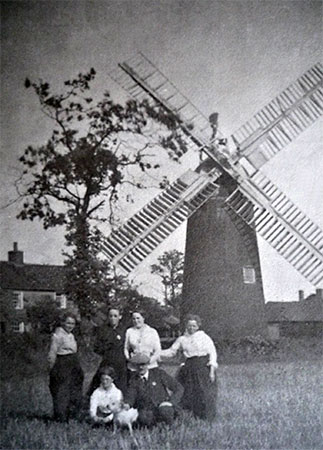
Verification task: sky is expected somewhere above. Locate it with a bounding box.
[1,0,322,302]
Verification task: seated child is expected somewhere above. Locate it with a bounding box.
[89,366,123,424]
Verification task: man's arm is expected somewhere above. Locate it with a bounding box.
[160,370,184,406]
[124,378,138,408]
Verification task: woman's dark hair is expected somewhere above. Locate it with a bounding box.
[185,314,202,327]
[99,366,116,380]
[131,308,146,319]
[60,312,77,324]
[108,305,123,315]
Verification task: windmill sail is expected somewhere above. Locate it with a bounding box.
[225,171,323,286]
[107,55,322,287]
[102,169,221,272]
[109,52,220,154]
[231,63,323,169]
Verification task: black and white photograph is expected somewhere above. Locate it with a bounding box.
[1,1,322,449]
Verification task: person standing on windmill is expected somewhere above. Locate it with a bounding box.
[160,314,218,420]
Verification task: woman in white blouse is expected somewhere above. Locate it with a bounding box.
[161,314,218,420]
[124,309,161,373]
[48,313,84,422]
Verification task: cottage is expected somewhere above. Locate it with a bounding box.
[266,289,323,339]
[0,243,67,333]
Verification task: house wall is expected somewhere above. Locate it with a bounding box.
[1,290,67,333]
[279,321,323,338]
[268,323,280,340]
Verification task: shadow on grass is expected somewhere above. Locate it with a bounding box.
[3,411,53,424]
[2,409,100,427]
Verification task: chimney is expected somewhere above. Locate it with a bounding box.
[298,290,304,301]
[8,242,24,264]
[316,288,323,300]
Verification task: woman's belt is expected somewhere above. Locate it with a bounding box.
[57,352,77,357]
[186,355,208,361]
[185,355,209,366]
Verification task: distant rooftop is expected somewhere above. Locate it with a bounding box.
[0,242,66,292]
[266,290,323,322]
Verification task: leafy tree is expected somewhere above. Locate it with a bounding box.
[139,296,169,331]
[90,274,169,332]
[151,250,184,312]
[17,69,187,317]
[26,296,62,334]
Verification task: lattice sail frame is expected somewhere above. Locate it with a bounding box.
[105,55,323,285]
[102,169,221,272]
[109,53,225,154]
[225,173,323,285]
[231,62,323,169]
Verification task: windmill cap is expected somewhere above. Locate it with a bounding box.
[129,353,150,365]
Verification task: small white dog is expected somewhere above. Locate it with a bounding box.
[107,400,139,439]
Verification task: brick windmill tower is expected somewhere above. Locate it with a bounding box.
[102,54,323,340]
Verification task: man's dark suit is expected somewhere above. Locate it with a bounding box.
[125,367,183,426]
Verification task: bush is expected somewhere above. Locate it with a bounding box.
[26,297,61,334]
[0,332,48,379]
[216,335,278,363]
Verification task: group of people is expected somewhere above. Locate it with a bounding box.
[48,307,218,427]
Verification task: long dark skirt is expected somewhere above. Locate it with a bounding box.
[177,356,217,420]
[49,354,84,422]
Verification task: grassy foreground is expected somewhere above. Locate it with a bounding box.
[1,337,322,450]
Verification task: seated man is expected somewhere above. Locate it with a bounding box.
[124,353,183,427]
[89,366,123,424]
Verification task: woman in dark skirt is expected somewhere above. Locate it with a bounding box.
[48,313,84,422]
[161,314,218,420]
[87,307,127,395]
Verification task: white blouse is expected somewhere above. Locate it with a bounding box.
[89,384,123,422]
[124,324,161,370]
[48,327,77,368]
[161,330,218,368]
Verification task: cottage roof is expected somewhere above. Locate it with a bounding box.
[266,299,323,322]
[0,261,67,292]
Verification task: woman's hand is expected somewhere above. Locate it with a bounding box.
[98,406,110,414]
[209,366,216,383]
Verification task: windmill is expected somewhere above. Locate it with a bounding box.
[103,54,323,339]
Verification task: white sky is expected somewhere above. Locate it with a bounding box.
[1,0,322,302]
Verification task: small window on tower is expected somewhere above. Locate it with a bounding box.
[243,266,256,284]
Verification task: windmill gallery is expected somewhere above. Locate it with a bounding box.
[102,55,323,340]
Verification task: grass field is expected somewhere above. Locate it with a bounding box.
[1,339,322,450]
